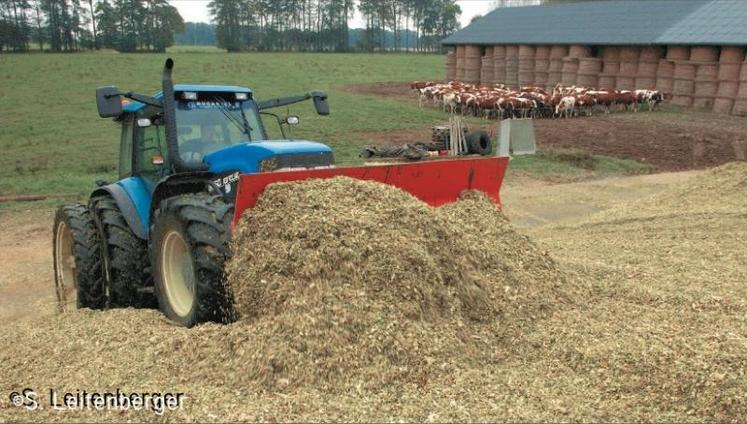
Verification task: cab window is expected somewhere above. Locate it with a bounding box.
[119,115,134,179]
[135,120,168,180]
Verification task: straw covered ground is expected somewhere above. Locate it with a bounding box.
[1,165,745,421]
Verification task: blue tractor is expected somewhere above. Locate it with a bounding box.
[52,59,509,327]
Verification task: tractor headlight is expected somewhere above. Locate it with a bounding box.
[259,157,279,172]
[235,92,248,101]
[182,91,198,100]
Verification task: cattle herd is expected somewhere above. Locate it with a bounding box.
[410,81,666,120]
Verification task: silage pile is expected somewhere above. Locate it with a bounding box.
[226,177,569,390]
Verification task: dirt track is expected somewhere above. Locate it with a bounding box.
[344,82,747,171]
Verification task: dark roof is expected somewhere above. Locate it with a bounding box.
[443,0,747,46]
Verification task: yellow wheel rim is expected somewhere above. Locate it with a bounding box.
[160,230,195,318]
[55,221,77,310]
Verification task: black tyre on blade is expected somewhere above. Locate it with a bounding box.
[91,196,155,308]
[52,204,105,310]
[466,130,493,156]
[150,193,235,327]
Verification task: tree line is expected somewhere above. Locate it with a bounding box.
[1,0,184,52]
[2,0,465,54]
[208,0,462,53]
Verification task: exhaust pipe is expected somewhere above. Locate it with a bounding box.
[162,58,206,172]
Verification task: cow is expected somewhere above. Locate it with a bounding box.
[556,96,576,118]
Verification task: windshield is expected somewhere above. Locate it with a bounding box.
[175,99,264,162]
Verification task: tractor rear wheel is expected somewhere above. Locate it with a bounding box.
[150,193,235,327]
[91,196,154,308]
[53,204,105,311]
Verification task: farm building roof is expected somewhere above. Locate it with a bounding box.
[442,0,747,46]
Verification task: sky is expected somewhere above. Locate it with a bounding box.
[169,0,497,29]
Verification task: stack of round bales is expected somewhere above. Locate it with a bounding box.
[616,46,640,90]
[714,47,744,113]
[656,58,675,93]
[599,46,620,89]
[446,51,457,81]
[534,45,550,87]
[518,45,536,86]
[464,45,482,84]
[493,46,507,85]
[636,46,664,89]
[577,57,602,88]
[547,45,568,90]
[480,46,495,85]
[734,55,747,116]
[691,46,720,110]
[456,45,466,81]
[505,45,519,87]
[670,46,695,107]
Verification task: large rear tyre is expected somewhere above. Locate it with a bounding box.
[150,193,235,327]
[91,196,155,308]
[466,130,493,156]
[53,204,105,311]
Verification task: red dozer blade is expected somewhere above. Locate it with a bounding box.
[232,156,509,227]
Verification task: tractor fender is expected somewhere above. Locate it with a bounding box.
[91,183,148,239]
[149,172,220,225]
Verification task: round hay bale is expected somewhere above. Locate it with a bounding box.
[690,46,719,62]
[561,71,577,85]
[446,52,457,81]
[717,80,739,97]
[534,59,550,72]
[456,45,466,58]
[456,46,466,80]
[619,46,640,61]
[603,61,620,75]
[601,46,620,61]
[578,57,602,73]
[548,59,564,72]
[518,45,535,59]
[673,78,695,94]
[656,76,674,93]
[666,45,690,61]
[713,97,735,113]
[619,61,639,76]
[695,80,718,96]
[568,45,591,58]
[534,71,549,85]
[598,74,616,89]
[535,45,551,59]
[738,81,747,99]
[657,59,675,77]
[481,57,495,85]
[465,45,482,58]
[673,62,696,79]
[740,62,747,81]
[493,45,506,59]
[692,96,715,110]
[720,46,745,63]
[696,63,719,80]
[493,63,506,84]
[616,75,635,90]
[635,76,656,89]
[733,99,747,116]
[550,45,569,59]
[519,58,535,70]
[671,94,693,107]
[547,71,562,86]
[637,61,658,77]
[718,63,741,81]
[577,73,598,88]
[484,46,494,57]
[562,57,579,73]
[640,46,665,62]
[518,71,536,86]
[505,45,519,58]
[464,68,481,84]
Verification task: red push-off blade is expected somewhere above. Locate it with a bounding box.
[232,156,509,227]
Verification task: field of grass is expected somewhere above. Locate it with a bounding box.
[0,51,651,211]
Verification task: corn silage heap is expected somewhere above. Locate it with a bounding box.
[227,177,570,390]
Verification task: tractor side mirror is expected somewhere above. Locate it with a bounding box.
[311,91,329,116]
[96,86,123,118]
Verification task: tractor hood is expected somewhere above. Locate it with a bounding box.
[204,140,334,174]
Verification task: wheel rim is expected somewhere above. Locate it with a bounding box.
[55,221,77,309]
[160,230,195,318]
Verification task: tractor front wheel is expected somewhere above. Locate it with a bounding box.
[150,193,235,327]
[53,204,105,311]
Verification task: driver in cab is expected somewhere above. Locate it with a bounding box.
[180,125,226,163]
